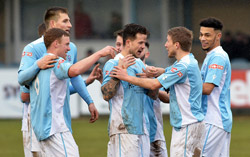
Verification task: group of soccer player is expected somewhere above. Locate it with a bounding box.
[18,6,232,157]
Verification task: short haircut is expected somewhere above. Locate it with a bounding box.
[199,17,223,31]
[38,23,46,37]
[44,28,69,49]
[167,26,193,52]
[44,7,68,29]
[114,29,123,37]
[122,23,150,46]
[145,41,149,48]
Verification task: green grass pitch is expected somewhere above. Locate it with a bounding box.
[0,115,249,156]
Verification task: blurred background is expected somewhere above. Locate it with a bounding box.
[0,0,250,156]
[1,0,250,118]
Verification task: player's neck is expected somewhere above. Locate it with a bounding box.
[176,51,190,61]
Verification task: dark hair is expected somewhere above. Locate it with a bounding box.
[122,23,150,46]
[168,26,193,52]
[145,41,149,48]
[114,29,123,37]
[199,17,223,31]
[44,7,68,29]
[44,28,69,49]
[38,23,46,37]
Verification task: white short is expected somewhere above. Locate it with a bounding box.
[40,131,79,157]
[22,110,42,156]
[108,134,147,157]
[30,126,42,152]
[150,140,168,157]
[23,131,32,157]
[170,122,205,157]
[202,124,231,157]
[140,134,150,157]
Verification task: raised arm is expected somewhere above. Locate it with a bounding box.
[68,46,116,78]
[110,66,162,90]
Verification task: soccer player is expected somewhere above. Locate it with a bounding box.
[30,28,104,156]
[199,17,232,157]
[38,22,46,37]
[140,42,168,157]
[18,7,115,156]
[101,23,158,156]
[110,26,206,157]
[114,29,123,53]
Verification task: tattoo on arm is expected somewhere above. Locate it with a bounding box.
[101,78,120,101]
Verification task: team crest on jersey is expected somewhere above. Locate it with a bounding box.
[177,71,183,77]
[209,64,224,70]
[57,59,65,68]
[67,55,71,62]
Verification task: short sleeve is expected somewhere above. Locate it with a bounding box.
[101,59,118,86]
[54,58,72,80]
[204,55,226,86]
[157,63,187,90]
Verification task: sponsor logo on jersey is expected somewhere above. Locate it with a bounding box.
[209,64,224,70]
[170,67,177,72]
[171,67,183,77]
[57,59,65,68]
[22,52,32,57]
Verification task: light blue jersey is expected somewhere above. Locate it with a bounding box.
[157,53,204,130]
[30,54,72,141]
[201,46,232,132]
[18,36,93,105]
[102,53,147,135]
[19,36,77,75]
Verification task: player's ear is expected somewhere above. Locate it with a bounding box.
[50,20,56,28]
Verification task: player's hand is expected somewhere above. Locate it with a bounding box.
[37,55,58,69]
[98,46,117,59]
[118,54,136,69]
[85,64,103,85]
[88,103,99,123]
[144,66,159,78]
[110,66,129,81]
[21,92,30,103]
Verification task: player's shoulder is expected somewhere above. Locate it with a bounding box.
[211,46,229,61]
[24,37,44,50]
[70,42,77,49]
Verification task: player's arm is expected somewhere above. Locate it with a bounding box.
[147,88,159,100]
[144,66,165,78]
[110,66,162,90]
[202,83,215,95]
[101,55,135,101]
[20,85,30,103]
[68,46,116,77]
[202,55,225,95]
[101,78,120,101]
[158,90,169,103]
[18,54,57,86]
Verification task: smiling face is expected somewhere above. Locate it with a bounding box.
[128,33,147,58]
[199,26,221,52]
[53,13,72,34]
[57,35,71,59]
[165,35,177,58]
